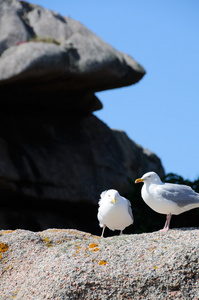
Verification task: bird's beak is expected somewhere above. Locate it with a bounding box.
[112,198,116,204]
[135,178,144,184]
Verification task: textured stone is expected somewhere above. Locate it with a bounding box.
[0,113,164,203]
[0,0,34,55]
[0,0,145,93]
[0,229,198,299]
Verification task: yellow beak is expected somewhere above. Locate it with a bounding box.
[135,178,144,184]
[112,198,116,204]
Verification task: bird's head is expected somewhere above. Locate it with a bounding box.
[135,171,162,185]
[105,189,120,204]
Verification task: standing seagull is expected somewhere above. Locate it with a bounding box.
[97,189,133,237]
[135,171,199,232]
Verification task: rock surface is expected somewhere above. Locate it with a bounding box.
[0,0,145,94]
[0,228,199,299]
[0,0,164,231]
[0,113,164,203]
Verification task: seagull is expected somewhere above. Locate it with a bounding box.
[135,171,199,232]
[97,189,133,237]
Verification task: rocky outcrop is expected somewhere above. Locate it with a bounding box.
[0,0,164,231]
[0,229,198,299]
[0,113,164,203]
[0,0,145,96]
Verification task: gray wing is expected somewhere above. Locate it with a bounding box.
[159,183,199,207]
[122,196,134,220]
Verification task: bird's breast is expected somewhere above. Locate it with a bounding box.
[98,201,133,230]
[141,184,177,214]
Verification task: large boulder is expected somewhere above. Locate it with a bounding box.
[0,113,164,203]
[0,0,145,94]
[0,0,164,232]
[0,229,198,299]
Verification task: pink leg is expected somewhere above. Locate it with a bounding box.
[101,225,106,237]
[159,214,172,232]
[120,230,123,235]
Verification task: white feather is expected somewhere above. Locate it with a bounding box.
[97,189,133,233]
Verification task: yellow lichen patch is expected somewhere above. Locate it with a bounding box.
[92,248,99,252]
[0,242,9,253]
[74,244,82,254]
[41,237,52,247]
[154,266,158,269]
[149,246,157,252]
[1,230,14,235]
[0,243,9,261]
[48,229,65,233]
[2,265,13,274]
[89,243,98,248]
[99,260,107,265]
[56,240,62,244]
[86,243,100,252]
[12,289,19,299]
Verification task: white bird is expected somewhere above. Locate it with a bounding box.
[97,189,133,237]
[135,171,199,231]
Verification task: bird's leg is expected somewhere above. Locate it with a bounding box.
[101,225,106,237]
[120,230,123,235]
[160,214,172,232]
[166,213,172,230]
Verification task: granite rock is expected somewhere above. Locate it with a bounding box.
[0,228,198,299]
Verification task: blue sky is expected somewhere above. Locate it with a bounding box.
[28,0,199,181]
